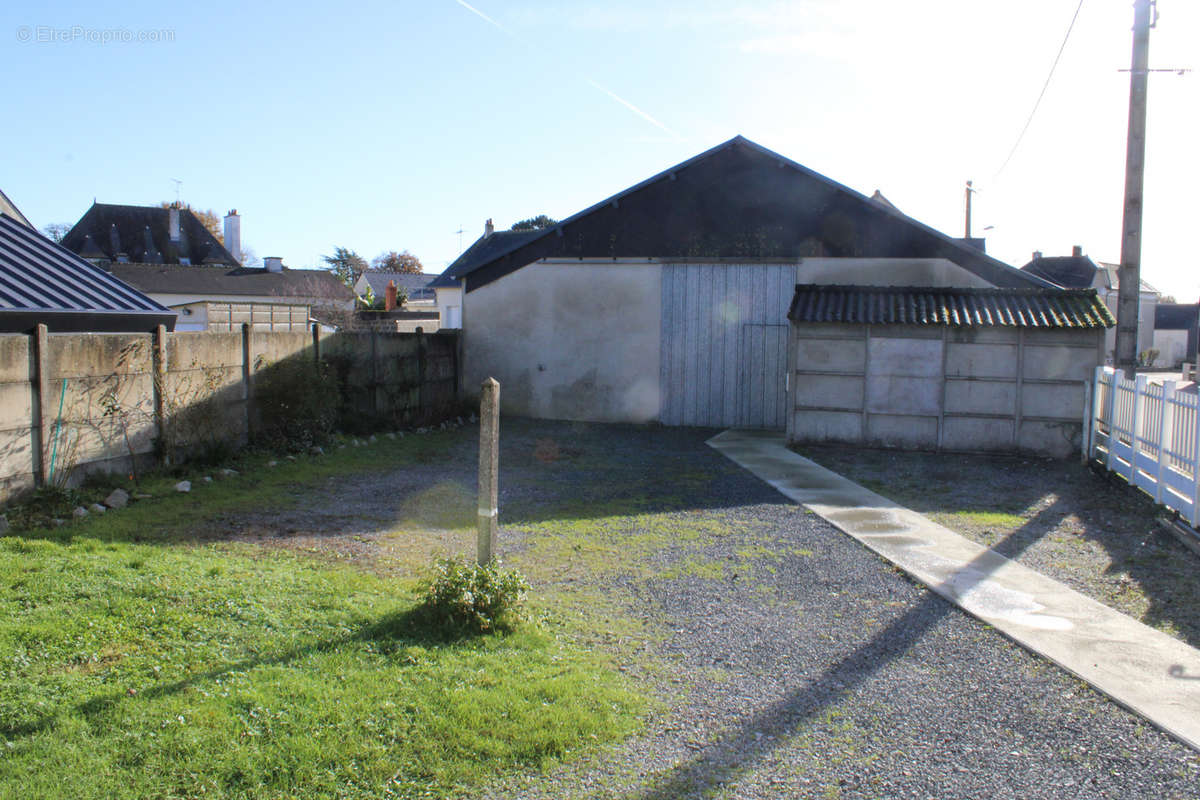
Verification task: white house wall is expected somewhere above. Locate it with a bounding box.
[463,262,662,421]
[1152,329,1189,368]
[435,286,463,329]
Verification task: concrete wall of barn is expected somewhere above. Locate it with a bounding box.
[787,322,1106,457]
[461,256,1009,426]
[463,262,664,422]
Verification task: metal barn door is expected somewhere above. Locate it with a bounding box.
[738,323,789,429]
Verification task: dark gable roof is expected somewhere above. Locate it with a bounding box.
[433,136,1051,293]
[106,262,353,301]
[0,212,176,333]
[787,284,1114,329]
[1021,255,1098,289]
[360,271,439,300]
[430,230,541,288]
[61,203,240,266]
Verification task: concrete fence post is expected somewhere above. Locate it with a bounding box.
[416,330,428,423]
[31,323,50,486]
[311,322,321,365]
[477,377,500,565]
[152,324,167,458]
[241,323,253,443]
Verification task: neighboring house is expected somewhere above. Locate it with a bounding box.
[430,219,540,329]
[430,134,1109,455]
[1152,304,1200,369]
[61,203,352,331]
[0,212,175,333]
[98,261,352,332]
[353,272,439,308]
[62,202,242,267]
[1021,246,1159,362]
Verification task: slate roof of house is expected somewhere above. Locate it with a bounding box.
[1155,303,1200,331]
[787,284,1114,329]
[432,136,1051,293]
[359,271,439,300]
[61,202,240,266]
[1021,255,1098,289]
[0,212,176,333]
[1022,254,1158,294]
[105,262,353,301]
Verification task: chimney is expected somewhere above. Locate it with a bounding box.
[1032,250,1043,261]
[385,280,398,311]
[263,256,283,272]
[224,209,242,264]
[483,218,494,239]
[168,206,180,243]
[1072,244,1083,257]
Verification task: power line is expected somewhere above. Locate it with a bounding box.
[993,0,1086,180]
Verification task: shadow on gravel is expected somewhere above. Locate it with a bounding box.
[799,445,1200,652]
[627,501,1125,799]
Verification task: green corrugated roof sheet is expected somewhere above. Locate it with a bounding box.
[787,285,1114,329]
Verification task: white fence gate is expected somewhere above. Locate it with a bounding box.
[1085,366,1200,525]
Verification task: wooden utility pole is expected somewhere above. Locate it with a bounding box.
[1115,0,1155,374]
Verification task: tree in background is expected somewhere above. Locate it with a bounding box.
[509,215,557,232]
[371,249,424,274]
[322,247,369,287]
[42,223,70,243]
[159,202,224,243]
[239,244,262,268]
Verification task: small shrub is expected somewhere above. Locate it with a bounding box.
[252,358,339,452]
[415,557,530,636]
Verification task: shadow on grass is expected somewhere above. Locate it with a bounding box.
[799,444,1200,651]
[5,420,770,551]
[0,606,483,743]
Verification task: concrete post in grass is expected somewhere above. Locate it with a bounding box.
[477,377,500,564]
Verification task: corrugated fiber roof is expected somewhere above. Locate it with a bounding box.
[787,285,1114,329]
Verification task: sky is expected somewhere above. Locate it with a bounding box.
[3,1,1198,298]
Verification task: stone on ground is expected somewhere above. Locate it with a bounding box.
[104,488,130,509]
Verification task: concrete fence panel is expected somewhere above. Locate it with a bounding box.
[0,328,461,503]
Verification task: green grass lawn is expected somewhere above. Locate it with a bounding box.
[0,435,645,799]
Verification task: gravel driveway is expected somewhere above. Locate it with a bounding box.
[213,420,1200,798]
[485,421,1199,799]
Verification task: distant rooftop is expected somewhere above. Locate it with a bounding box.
[61,202,240,267]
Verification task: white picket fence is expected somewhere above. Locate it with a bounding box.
[1085,366,1200,526]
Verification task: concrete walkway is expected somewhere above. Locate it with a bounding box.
[708,429,1200,752]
